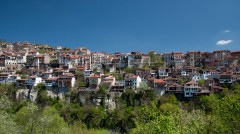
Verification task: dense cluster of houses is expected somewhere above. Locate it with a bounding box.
[0,41,240,99]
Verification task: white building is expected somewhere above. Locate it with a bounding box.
[124,74,142,90]
[184,81,202,97]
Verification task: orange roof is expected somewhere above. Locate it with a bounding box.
[45,78,58,80]
[231,51,240,53]
[76,47,87,50]
[35,55,45,58]
[71,55,80,58]
[28,50,37,53]
[186,81,198,85]
[90,74,100,78]
[154,79,165,84]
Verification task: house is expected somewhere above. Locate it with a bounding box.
[4,53,18,70]
[124,74,142,90]
[112,57,120,70]
[34,55,50,70]
[2,70,15,75]
[54,46,63,52]
[58,54,71,69]
[58,73,75,88]
[8,75,21,83]
[43,72,53,79]
[0,73,9,83]
[163,52,184,67]
[14,52,27,70]
[79,55,91,70]
[191,73,203,81]
[213,50,230,66]
[184,81,202,97]
[166,84,184,98]
[99,75,116,87]
[205,78,219,87]
[175,68,187,76]
[45,77,58,87]
[158,67,171,78]
[119,52,150,69]
[219,73,233,84]
[26,76,42,87]
[91,52,105,70]
[201,52,215,67]
[16,78,28,87]
[185,66,197,75]
[186,51,202,67]
[136,69,145,79]
[153,79,166,95]
[89,74,101,88]
[74,47,91,55]
[230,51,240,57]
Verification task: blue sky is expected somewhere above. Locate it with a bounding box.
[0,0,239,53]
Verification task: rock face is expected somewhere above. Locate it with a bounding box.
[16,88,38,101]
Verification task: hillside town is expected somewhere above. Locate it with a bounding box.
[0,41,240,104]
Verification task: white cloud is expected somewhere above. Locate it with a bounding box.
[224,30,231,33]
[216,40,233,45]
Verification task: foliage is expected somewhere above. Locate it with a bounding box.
[123,67,134,73]
[150,56,165,70]
[62,47,71,50]
[198,79,205,86]
[0,111,22,134]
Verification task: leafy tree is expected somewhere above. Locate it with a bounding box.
[199,94,219,114]
[83,106,104,128]
[159,103,179,113]
[62,47,71,50]
[123,67,134,73]
[15,103,39,134]
[150,56,165,70]
[218,94,240,133]
[198,79,205,87]
[37,106,68,133]
[0,111,22,134]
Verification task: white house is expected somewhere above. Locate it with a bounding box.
[184,81,202,97]
[124,74,142,90]
[26,76,42,86]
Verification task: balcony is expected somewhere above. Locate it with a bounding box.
[45,83,53,87]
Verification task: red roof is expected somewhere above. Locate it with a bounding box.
[35,55,45,58]
[45,78,58,80]
[231,51,240,53]
[76,47,87,50]
[186,81,198,85]
[154,79,165,84]
[90,74,100,78]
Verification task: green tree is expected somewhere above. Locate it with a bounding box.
[15,103,39,134]
[0,111,22,134]
[37,106,68,133]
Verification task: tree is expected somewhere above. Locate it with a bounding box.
[0,111,22,134]
[198,79,205,87]
[83,106,104,128]
[218,94,240,133]
[37,106,68,133]
[150,56,165,70]
[123,67,134,73]
[15,103,39,134]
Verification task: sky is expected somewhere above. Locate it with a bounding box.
[0,0,240,54]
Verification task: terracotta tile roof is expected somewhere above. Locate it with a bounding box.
[35,55,45,58]
[71,55,80,58]
[154,79,165,84]
[231,51,240,53]
[76,47,87,50]
[90,74,100,78]
[186,81,198,85]
[45,78,58,80]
